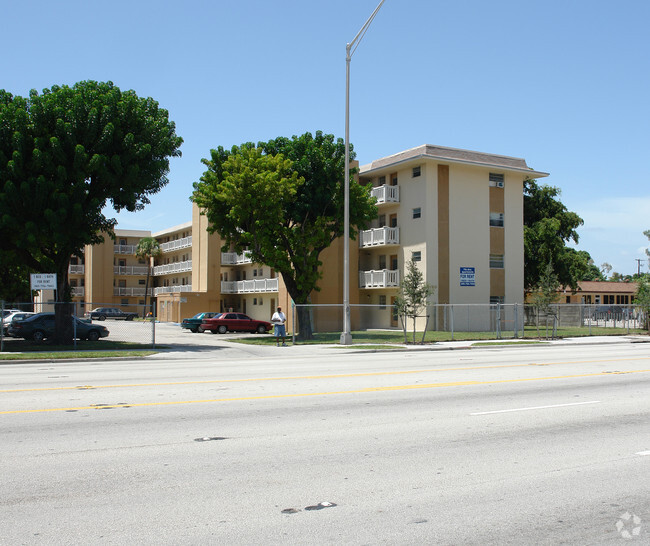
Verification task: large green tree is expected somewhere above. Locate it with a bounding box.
[524,179,591,293]
[0,81,182,342]
[192,131,377,339]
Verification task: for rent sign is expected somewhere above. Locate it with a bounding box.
[30,274,57,290]
[460,267,475,287]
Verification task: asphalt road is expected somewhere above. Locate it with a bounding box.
[1,343,649,545]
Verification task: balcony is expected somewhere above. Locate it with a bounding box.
[114,244,137,255]
[221,251,253,265]
[113,287,153,297]
[221,278,279,294]
[160,236,192,253]
[69,264,85,275]
[114,265,150,276]
[359,269,400,288]
[153,285,193,296]
[153,260,192,276]
[359,226,400,248]
[371,185,399,204]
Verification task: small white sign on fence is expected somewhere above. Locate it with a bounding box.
[30,273,57,290]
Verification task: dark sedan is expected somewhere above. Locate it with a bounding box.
[181,312,221,333]
[8,313,110,342]
[84,307,138,321]
[201,312,272,334]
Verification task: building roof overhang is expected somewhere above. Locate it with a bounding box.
[359,144,549,179]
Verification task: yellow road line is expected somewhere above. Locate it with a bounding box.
[2,356,650,394]
[1,368,648,415]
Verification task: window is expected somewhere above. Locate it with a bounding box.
[253,269,257,277]
[489,254,504,268]
[378,175,386,185]
[489,173,504,187]
[378,214,386,227]
[390,173,398,186]
[490,296,505,304]
[253,298,257,305]
[379,255,387,270]
[412,251,422,262]
[379,295,387,309]
[489,212,504,227]
[412,166,421,177]
[139,279,146,285]
[412,207,421,219]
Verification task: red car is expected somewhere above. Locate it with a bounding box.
[201,312,272,334]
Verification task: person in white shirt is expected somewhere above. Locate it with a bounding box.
[271,306,287,346]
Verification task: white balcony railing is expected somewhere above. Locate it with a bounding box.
[160,236,192,253]
[359,269,400,288]
[358,226,400,248]
[371,185,399,204]
[113,287,153,297]
[114,265,150,276]
[153,260,192,276]
[114,244,137,255]
[68,264,85,275]
[153,285,193,296]
[221,278,279,294]
[221,251,253,265]
[71,286,85,297]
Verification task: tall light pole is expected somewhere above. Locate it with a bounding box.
[341,0,385,345]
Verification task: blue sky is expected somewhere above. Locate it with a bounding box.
[4,0,649,276]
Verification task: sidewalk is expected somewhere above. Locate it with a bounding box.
[149,333,650,360]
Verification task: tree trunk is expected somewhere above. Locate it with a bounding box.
[53,265,73,345]
[143,265,150,319]
[412,315,417,344]
[296,305,313,341]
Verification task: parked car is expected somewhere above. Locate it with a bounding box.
[201,312,272,334]
[2,311,36,335]
[591,305,624,320]
[2,309,23,319]
[181,312,221,333]
[8,312,110,342]
[85,307,138,321]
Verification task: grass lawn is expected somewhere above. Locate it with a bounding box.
[0,339,160,360]
[232,326,647,347]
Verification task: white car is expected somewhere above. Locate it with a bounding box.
[2,311,36,335]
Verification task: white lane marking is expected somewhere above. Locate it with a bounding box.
[470,400,601,415]
[636,450,650,456]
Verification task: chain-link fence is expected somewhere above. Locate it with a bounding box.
[1,301,156,351]
[291,303,647,341]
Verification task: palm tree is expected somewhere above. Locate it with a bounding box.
[135,237,162,319]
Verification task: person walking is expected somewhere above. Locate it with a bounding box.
[271,306,287,347]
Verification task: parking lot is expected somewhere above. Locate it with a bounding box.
[0,319,273,352]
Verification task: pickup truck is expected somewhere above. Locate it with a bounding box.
[85,307,138,321]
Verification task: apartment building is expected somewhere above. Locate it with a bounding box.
[63,144,546,333]
[356,145,548,329]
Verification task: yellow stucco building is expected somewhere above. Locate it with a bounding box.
[67,144,547,333]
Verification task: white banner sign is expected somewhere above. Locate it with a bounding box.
[30,273,57,290]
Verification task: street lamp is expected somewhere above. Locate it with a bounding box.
[341,0,386,345]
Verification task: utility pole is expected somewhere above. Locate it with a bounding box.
[340,0,386,345]
[636,259,643,276]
